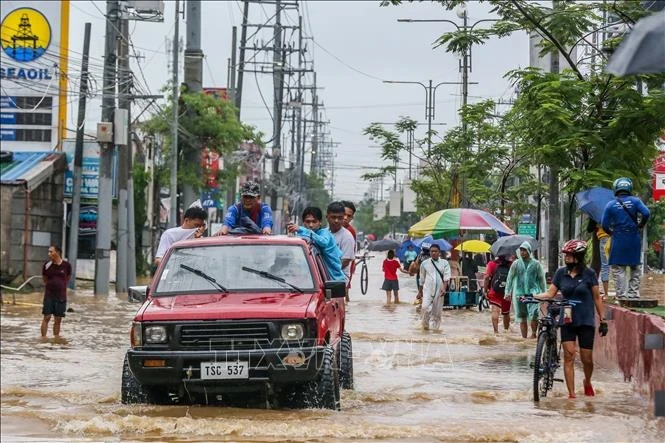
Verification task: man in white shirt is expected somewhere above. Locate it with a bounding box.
[419,244,451,330]
[154,206,207,268]
[327,201,355,283]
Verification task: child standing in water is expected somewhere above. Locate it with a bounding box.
[382,250,407,304]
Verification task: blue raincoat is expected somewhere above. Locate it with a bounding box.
[601,196,650,266]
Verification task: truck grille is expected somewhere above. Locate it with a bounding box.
[179,322,271,351]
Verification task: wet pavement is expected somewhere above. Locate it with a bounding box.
[1,264,663,442]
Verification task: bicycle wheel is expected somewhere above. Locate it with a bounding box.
[533,332,554,402]
[478,291,489,312]
[360,263,368,295]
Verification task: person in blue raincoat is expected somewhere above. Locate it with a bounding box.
[601,177,650,299]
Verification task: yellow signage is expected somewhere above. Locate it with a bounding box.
[1,7,51,62]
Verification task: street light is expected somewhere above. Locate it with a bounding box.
[398,7,498,207]
[371,121,447,180]
[382,80,470,150]
[397,14,499,114]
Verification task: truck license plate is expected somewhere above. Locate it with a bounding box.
[200,361,249,379]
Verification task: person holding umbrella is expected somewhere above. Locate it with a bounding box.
[601,177,650,299]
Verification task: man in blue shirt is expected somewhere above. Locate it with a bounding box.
[287,206,346,282]
[601,177,650,299]
[215,181,273,235]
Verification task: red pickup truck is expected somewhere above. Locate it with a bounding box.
[122,235,353,410]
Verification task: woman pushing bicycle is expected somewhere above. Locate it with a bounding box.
[532,240,608,399]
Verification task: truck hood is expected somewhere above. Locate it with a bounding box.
[137,291,316,321]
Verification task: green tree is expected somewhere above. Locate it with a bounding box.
[383,0,665,227]
[141,90,263,199]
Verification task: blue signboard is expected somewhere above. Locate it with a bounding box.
[200,189,222,209]
[0,129,16,140]
[0,96,17,108]
[0,112,16,124]
[62,140,117,200]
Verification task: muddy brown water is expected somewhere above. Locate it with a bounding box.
[1,266,663,442]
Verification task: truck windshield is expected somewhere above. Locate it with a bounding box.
[154,244,315,295]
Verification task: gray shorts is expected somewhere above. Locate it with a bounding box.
[381,279,399,291]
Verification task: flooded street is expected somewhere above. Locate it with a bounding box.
[1,265,663,442]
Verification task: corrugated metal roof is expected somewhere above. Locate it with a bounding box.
[0,151,66,190]
[0,151,52,182]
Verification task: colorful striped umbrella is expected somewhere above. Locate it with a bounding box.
[408,208,515,239]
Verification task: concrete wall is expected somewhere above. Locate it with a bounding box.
[595,306,665,400]
[2,172,65,281]
[0,186,16,279]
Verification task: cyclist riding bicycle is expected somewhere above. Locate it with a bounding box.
[532,239,608,399]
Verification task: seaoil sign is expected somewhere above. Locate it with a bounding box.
[0,7,54,81]
[1,67,53,80]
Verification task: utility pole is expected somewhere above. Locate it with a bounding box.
[67,22,91,289]
[271,0,284,211]
[294,15,304,218]
[95,0,119,296]
[235,1,250,117]
[116,16,130,293]
[169,0,181,228]
[229,26,237,107]
[182,0,203,208]
[547,0,562,277]
[227,26,239,209]
[310,72,319,175]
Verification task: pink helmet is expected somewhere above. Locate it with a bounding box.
[561,239,587,254]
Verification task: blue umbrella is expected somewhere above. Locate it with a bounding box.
[396,239,418,262]
[575,187,614,223]
[413,235,453,252]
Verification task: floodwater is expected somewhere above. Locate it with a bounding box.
[1,265,663,442]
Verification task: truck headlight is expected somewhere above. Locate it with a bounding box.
[281,323,304,341]
[144,326,168,344]
[131,322,142,348]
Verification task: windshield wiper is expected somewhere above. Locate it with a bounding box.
[241,266,304,293]
[180,264,228,293]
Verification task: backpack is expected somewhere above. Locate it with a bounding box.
[491,262,510,294]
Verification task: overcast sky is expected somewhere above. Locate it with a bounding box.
[69,0,528,203]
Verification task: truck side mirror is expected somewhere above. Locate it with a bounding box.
[128,285,149,303]
[324,280,346,299]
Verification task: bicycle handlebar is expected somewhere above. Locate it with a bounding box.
[355,254,375,259]
[521,296,581,306]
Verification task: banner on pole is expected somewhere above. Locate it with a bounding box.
[403,182,416,212]
[389,191,401,217]
[373,201,386,220]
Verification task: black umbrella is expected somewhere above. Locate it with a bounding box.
[605,10,665,76]
[368,239,401,252]
[490,235,539,258]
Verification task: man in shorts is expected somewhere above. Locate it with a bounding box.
[41,245,72,339]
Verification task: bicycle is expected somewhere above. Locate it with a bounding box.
[354,251,374,295]
[477,286,490,312]
[522,296,581,402]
